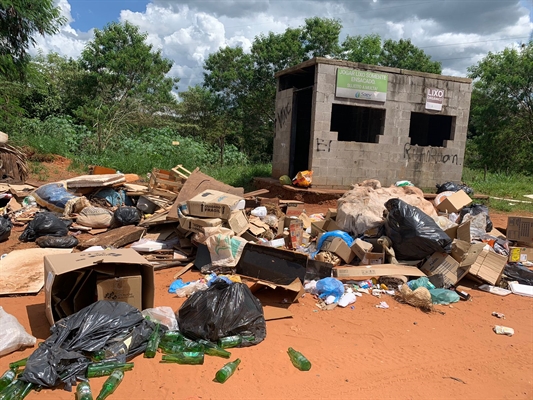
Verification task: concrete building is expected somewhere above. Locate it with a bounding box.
[272,58,472,189]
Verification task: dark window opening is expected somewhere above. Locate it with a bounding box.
[278,66,315,91]
[330,104,384,143]
[409,112,453,146]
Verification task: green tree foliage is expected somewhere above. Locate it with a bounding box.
[0,0,66,80]
[467,41,533,174]
[379,38,442,73]
[300,17,342,59]
[78,21,178,151]
[341,34,382,64]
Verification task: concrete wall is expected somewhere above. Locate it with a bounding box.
[273,59,472,189]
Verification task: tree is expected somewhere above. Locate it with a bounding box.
[300,17,342,59]
[341,34,382,64]
[379,38,442,74]
[467,41,533,173]
[78,21,178,151]
[0,0,66,79]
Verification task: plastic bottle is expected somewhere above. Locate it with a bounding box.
[76,381,93,400]
[160,352,204,365]
[218,335,242,349]
[0,370,15,392]
[287,347,312,371]
[214,359,241,383]
[95,370,124,400]
[197,340,231,359]
[87,361,134,378]
[144,323,160,358]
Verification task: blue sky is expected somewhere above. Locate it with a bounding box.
[33,0,533,90]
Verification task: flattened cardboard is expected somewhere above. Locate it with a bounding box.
[262,305,292,321]
[225,210,249,236]
[246,277,304,304]
[320,237,356,264]
[44,249,154,325]
[507,216,533,245]
[186,189,245,220]
[310,219,340,237]
[468,249,507,285]
[508,246,533,263]
[179,213,223,234]
[333,264,426,279]
[436,190,472,213]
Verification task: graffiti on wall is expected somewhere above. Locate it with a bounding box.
[275,102,291,129]
[404,143,458,165]
[316,138,332,152]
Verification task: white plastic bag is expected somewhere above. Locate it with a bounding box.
[175,281,208,298]
[141,306,178,331]
[0,306,36,356]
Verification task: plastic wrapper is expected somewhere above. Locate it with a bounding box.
[0,214,12,242]
[19,212,70,242]
[459,204,493,232]
[315,277,344,303]
[177,280,266,346]
[113,206,141,226]
[503,263,533,286]
[142,307,178,331]
[35,235,79,248]
[292,170,313,188]
[21,301,154,389]
[429,288,460,305]
[175,281,208,298]
[384,198,452,261]
[407,277,436,291]
[314,230,354,256]
[0,306,36,356]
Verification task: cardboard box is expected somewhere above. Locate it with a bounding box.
[468,249,507,285]
[289,219,304,248]
[320,237,356,264]
[97,274,142,310]
[351,238,385,265]
[420,252,471,287]
[333,264,426,279]
[325,208,337,220]
[44,249,154,325]
[508,246,533,263]
[444,220,471,242]
[225,210,249,236]
[179,213,223,234]
[310,219,340,237]
[436,190,472,213]
[507,216,533,245]
[186,189,245,220]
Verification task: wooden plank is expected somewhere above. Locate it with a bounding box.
[77,225,146,250]
[243,189,269,198]
[173,262,194,279]
[0,248,73,295]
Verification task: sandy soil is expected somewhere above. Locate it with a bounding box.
[0,162,532,399]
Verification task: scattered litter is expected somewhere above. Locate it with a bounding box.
[0,306,36,356]
[493,325,514,336]
[478,285,512,296]
[375,301,389,309]
[491,312,505,319]
[443,376,466,384]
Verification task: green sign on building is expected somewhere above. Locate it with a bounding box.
[335,68,388,102]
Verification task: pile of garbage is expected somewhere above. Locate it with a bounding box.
[0,164,531,398]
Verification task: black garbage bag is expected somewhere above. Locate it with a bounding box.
[384,198,452,261]
[19,212,70,242]
[0,214,12,242]
[114,206,141,226]
[459,204,493,232]
[503,263,533,286]
[177,280,266,347]
[20,301,154,389]
[36,235,79,248]
[436,182,474,196]
[436,181,459,193]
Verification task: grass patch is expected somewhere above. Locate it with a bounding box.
[202,163,272,192]
[29,161,49,181]
[462,168,533,213]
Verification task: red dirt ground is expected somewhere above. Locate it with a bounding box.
[0,162,532,400]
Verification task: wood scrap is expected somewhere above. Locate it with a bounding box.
[77,225,146,250]
[173,262,194,279]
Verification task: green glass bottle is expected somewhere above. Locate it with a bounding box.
[160,341,203,354]
[76,381,93,400]
[160,352,204,365]
[287,347,311,371]
[217,335,242,349]
[144,323,160,358]
[95,370,124,400]
[160,331,184,345]
[87,361,134,378]
[197,340,231,359]
[214,359,241,383]
[11,382,33,400]
[7,359,26,371]
[89,350,106,362]
[0,370,15,392]
[0,380,24,400]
